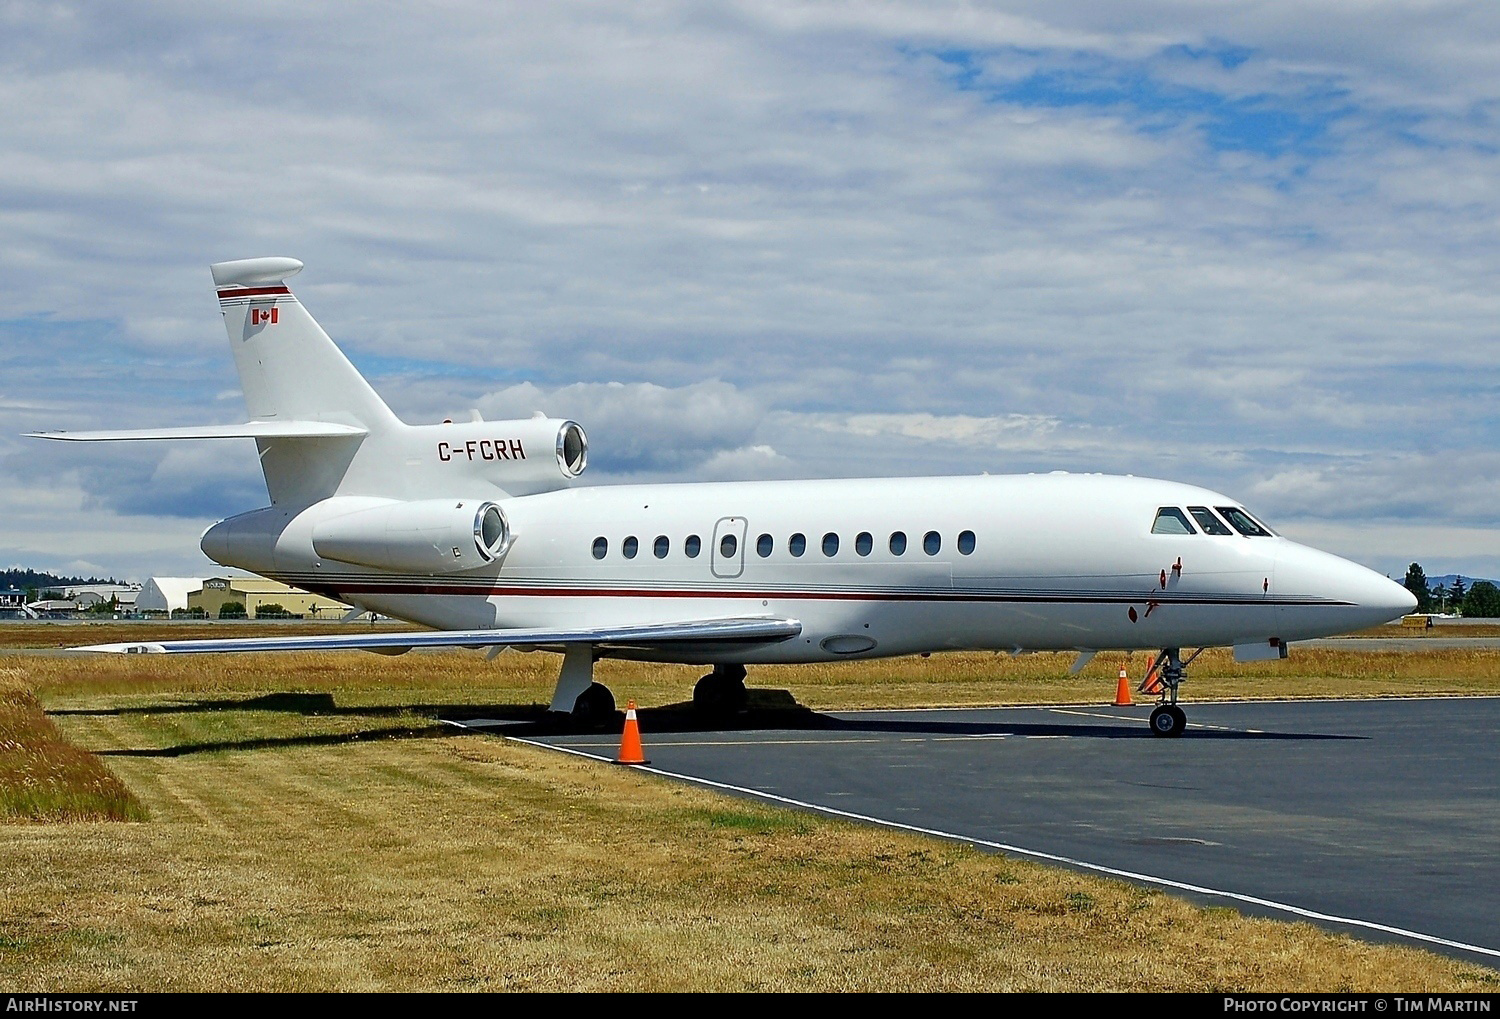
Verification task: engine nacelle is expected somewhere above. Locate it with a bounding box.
[311,499,512,574]
[422,417,587,489]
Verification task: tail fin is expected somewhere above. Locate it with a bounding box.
[212,257,401,506]
[211,257,399,432]
[33,259,408,508]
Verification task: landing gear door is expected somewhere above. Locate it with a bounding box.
[711,516,748,579]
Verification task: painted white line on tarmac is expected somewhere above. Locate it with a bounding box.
[534,732,1049,749]
[530,736,890,749]
[510,735,1500,962]
[832,693,1500,714]
[1046,707,1267,734]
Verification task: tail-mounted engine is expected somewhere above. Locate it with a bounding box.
[424,417,587,489]
[310,499,512,574]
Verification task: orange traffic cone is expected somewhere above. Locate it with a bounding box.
[1140,664,1162,695]
[1114,664,1133,706]
[615,701,649,765]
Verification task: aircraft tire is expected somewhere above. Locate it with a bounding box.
[572,682,616,725]
[1149,704,1186,738]
[693,672,747,718]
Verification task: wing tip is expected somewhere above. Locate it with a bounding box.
[72,643,168,654]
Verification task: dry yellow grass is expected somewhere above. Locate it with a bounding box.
[0,669,144,822]
[1358,622,1500,638]
[1,696,1494,992]
[13,643,1500,715]
[5,634,1499,990]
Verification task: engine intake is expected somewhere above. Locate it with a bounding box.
[311,499,512,574]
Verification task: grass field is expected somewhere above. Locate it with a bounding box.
[13,643,1500,715]
[2,628,1499,990]
[0,674,145,823]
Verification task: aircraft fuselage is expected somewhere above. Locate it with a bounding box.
[211,472,1412,665]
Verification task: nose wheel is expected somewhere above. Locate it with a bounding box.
[1149,704,1186,737]
[1142,648,1202,738]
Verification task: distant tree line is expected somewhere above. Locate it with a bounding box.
[1402,564,1500,617]
[1,568,121,602]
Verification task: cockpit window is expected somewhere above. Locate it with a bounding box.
[1216,506,1274,537]
[1187,506,1233,536]
[1151,507,1196,535]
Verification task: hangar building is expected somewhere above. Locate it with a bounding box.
[137,578,209,615]
[188,577,351,620]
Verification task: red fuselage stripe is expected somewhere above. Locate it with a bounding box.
[288,582,1342,607]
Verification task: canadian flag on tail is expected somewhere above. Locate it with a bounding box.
[251,307,279,326]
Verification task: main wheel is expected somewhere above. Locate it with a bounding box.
[572,682,616,725]
[693,672,747,717]
[1149,704,1186,738]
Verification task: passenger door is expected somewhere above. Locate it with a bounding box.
[711,516,748,579]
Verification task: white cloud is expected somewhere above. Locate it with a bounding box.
[1,1,1498,577]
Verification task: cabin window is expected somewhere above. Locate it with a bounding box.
[855,532,873,556]
[592,536,608,559]
[685,535,702,558]
[958,530,976,555]
[889,531,907,555]
[1151,508,1196,535]
[1187,506,1232,536]
[623,536,639,559]
[757,533,773,557]
[1217,506,1274,537]
[720,533,738,558]
[653,535,670,558]
[822,532,839,557]
[923,531,941,555]
[789,533,807,557]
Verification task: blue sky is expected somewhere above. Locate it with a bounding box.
[928,43,1347,159]
[1,1,1498,580]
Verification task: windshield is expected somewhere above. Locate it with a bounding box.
[1216,506,1275,537]
[1188,506,1233,536]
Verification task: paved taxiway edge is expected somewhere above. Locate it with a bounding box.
[494,728,1500,964]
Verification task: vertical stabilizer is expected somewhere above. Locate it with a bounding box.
[211,257,401,506]
[211,257,399,432]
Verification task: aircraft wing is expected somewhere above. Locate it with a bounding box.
[71,617,803,655]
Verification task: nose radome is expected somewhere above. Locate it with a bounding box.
[1332,555,1417,625]
[1349,563,1417,621]
[1278,543,1417,625]
[1390,575,1420,616]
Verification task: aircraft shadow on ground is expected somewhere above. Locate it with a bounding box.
[93,723,468,758]
[60,688,1364,752]
[51,692,550,720]
[509,693,1365,742]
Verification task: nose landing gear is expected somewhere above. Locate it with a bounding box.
[1149,703,1186,737]
[1143,648,1203,738]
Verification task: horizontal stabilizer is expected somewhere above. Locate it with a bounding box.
[28,421,368,441]
[211,256,304,287]
[72,617,803,655]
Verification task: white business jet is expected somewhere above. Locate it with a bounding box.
[31,258,1416,736]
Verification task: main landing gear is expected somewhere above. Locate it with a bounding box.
[1143,648,1203,738]
[571,682,616,725]
[548,644,617,727]
[694,663,747,718]
[544,649,751,727]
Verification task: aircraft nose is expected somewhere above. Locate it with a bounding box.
[1348,562,1418,623]
[1277,543,1417,631]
